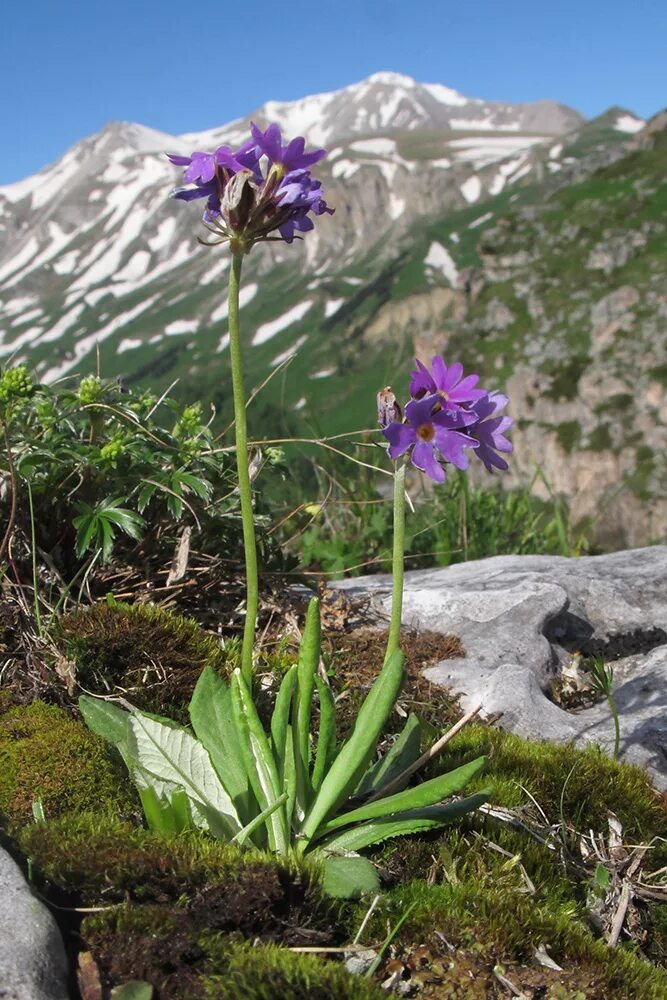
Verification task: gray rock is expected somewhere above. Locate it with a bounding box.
[0,847,69,1000]
[335,546,667,788]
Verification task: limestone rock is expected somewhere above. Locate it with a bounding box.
[335,547,667,788]
[0,847,69,1000]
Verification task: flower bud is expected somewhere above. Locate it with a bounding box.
[376,386,402,428]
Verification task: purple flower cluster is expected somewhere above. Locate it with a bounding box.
[381,356,513,483]
[167,123,334,251]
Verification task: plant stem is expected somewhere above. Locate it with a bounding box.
[228,249,259,686]
[0,421,18,566]
[384,460,406,662]
[608,694,621,760]
[27,482,42,636]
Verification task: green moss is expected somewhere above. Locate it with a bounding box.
[0,702,136,828]
[542,356,589,401]
[83,901,379,1000]
[648,363,667,386]
[18,812,322,905]
[198,938,383,1000]
[588,425,613,451]
[555,420,582,453]
[434,725,667,849]
[362,879,667,999]
[57,601,227,719]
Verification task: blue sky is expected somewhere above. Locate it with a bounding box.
[2,0,665,184]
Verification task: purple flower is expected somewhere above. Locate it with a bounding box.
[409,356,487,409]
[382,395,478,483]
[167,126,333,251]
[469,392,514,472]
[250,122,326,172]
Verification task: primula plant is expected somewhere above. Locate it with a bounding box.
[78,124,513,898]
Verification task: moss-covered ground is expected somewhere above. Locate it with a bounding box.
[1,600,666,999]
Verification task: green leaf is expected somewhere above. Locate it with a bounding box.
[320,853,380,900]
[319,793,490,853]
[137,482,157,513]
[355,713,423,797]
[128,712,241,839]
[138,784,192,836]
[270,665,297,784]
[311,675,336,795]
[102,506,144,538]
[177,470,213,500]
[74,512,98,557]
[293,597,321,816]
[318,756,487,835]
[79,695,130,746]
[99,516,115,562]
[300,649,405,846]
[230,670,287,854]
[189,666,252,823]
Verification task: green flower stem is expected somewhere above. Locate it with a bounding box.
[384,460,406,662]
[228,249,259,686]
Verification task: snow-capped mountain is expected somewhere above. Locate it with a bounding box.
[0,73,641,388]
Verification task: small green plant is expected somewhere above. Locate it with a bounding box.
[585,656,621,760]
[80,597,487,897]
[0,369,287,585]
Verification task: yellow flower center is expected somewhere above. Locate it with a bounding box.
[417,424,435,442]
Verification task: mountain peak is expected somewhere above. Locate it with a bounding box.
[366,71,417,88]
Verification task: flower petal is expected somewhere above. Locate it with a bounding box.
[382,422,415,459]
[411,441,446,483]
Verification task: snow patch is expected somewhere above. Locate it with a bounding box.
[469,212,493,229]
[11,308,42,327]
[118,336,143,353]
[0,237,39,283]
[460,176,481,203]
[41,296,158,382]
[210,281,257,323]
[199,257,230,284]
[388,194,405,219]
[148,217,177,253]
[165,319,199,336]
[252,300,313,346]
[325,298,345,318]
[424,242,459,285]
[332,159,360,180]
[614,113,644,134]
[350,138,396,156]
[271,334,308,367]
[422,82,468,107]
[53,250,80,275]
[41,303,86,343]
[114,251,151,282]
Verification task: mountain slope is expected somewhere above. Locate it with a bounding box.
[0,73,660,548]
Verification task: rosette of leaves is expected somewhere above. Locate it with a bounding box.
[80,597,488,898]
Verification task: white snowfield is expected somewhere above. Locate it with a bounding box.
[424,242,459,286]
[0,71,604,382]
[252,300,313,346]
[614,113,645,134]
